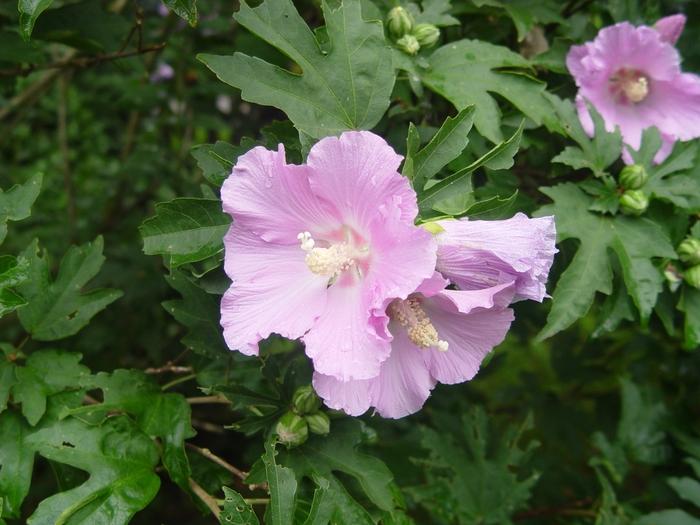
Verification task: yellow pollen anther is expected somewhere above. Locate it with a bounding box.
[389,298,449,351]
[622,76,649,103]
[298,232,356,278]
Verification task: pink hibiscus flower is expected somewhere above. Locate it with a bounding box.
[220,131,437,381]
[313,273,515,418]
[566,14,700,163]
[435,213,557,303]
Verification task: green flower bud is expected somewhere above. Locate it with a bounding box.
[276,411,308,448]
[684,265,700,289]
[396,34,420,55]
[305,412,331,435]
[619,189,649,215]
[619,164,649,189]
[413,23,440,47]
[386,6,413,38]
[292,385,320,415]
[678,237,700,265]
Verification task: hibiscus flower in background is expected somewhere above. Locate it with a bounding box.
[219,131,437,382]
[567,14,700,164]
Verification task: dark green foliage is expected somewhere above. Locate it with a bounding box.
[2,0,700,523]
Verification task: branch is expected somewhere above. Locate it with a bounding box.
[186,443,248,481]
[145,363,193,375]
[0,44,166,78]
[188,478,220,519]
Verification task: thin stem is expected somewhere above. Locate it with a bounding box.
[145,363,193,375]
[187,395,231,405]
[161,373,196,391]
[191,418,225,434]
[185,443,248,481]
[0,44,166,78]
[188,478,220,519]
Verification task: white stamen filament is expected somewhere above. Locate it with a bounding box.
[390,298,449,352]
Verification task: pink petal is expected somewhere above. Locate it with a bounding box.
[221,145,338,244]
[312,372,374,417]
[220,227,329,355]
[422,289,515,384]
[313,328,435,419]
[436,214,557,302]
[642,73,700,142]
[654,14,686,44]
[306,131,418,229]
[371,328,436,418]
[303,283,391,381]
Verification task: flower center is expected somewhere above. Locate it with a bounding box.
[609,68,649,104]
[389,297,449,352]
[298,230,368,282]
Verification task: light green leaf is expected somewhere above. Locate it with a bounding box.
[17,237,123,341]
[403,107,475,192]
[162,270,228,357]
[26,416,160,525]
[198,0,394,139]
[418,122,523,214]
[668,476,700,507]
[220,487,260,525]
[263,439,298,525]
[0,411,34,518]
[64,369,195,490]
[536,183,675,339]
[423,40,552,143]
[0,256,29,319]
[17,0,54,40]
[139,198,230,267]
[0,173,42,245]
[679,287,700,350]
[548,94,622,178]
[414,0,459,26]
[162,0,197,26]
[11,350,89,426]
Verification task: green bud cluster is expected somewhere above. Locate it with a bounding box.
[676,235,700,289]
[277,385,332,447]
[386,6,440,55]
[617,165,650,216]
[619,189,649,216]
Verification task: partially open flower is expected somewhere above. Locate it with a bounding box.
[566,15,700,164]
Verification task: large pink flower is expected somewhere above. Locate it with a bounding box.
[435,214,557,303]
[220,131,437,381]
[566,15,700,163]
[313,274,515,418]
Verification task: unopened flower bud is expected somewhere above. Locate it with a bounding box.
[305,412,331,435]
[413,23,440,47]
[292,385,320,415]
[396,34,420,55]
[684,265,700,289]
[678,237,700,265]
[387,6,413,38]
[619,189,649,215]
[276,411,308,448]
[619,164,649,190]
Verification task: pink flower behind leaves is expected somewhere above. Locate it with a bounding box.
[220,131,437,382]
[435,213,557,303]
[566,15,700,164]
[313,274,515,418]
